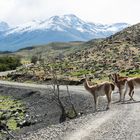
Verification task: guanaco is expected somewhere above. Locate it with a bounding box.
[83,78,115,111]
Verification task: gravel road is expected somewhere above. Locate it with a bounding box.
[0,80,140,140]
[0,80,85,92]
[0,70,16,76]
[64,90,140,140]
[20,89,140,140]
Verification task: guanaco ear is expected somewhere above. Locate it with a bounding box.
[83,74,87,79]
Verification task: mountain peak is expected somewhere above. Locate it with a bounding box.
[48,14,82,23]
[0,14,130,51]
[49,16,60,22]
[63,14,79,18]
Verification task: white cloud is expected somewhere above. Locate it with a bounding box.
[0,0,140,26]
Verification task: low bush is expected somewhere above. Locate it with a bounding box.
[0,56,21,72]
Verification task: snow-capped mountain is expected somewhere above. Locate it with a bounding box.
[0,21,9,32]
[0,14,129,51]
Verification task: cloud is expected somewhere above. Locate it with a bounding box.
[0,0,140,25]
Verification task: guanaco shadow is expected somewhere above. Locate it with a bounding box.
[121,100,140,104]
[93,108,110,113]
[112,100,121,104]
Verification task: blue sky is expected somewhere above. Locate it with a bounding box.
[0,0,139,25]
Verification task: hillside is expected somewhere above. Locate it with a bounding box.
[13,41,85,60]
[65,23,140,79]
[1,23,140,83]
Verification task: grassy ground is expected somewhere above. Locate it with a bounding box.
[0,95,26,138]
[120,69,140,77]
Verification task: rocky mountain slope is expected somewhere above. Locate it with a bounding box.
[65,23,140,79]
[1,23,139,83]
[0,15,128,51]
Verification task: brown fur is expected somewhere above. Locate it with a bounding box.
[116,74,128,80]
[111,73,140,101]
[110,73,128,101]
[123,77,140,101]
[110,83,115,91]
[84,79,114,111]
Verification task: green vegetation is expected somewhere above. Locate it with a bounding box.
[120,69,140,77]
[66,108,77,119]
[31,55,38,64]
[70,69,93,77]
[0,95,26,138]
[0,56,21,71]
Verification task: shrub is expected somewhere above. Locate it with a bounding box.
[0,56,21,72]
[31,56,38,64]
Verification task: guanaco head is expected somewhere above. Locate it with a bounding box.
[81,75,97,89]
[109,73,127,83]
[80,74,87,83]
[112,73,128,89]
[80,78,86,84]
[108,73,117,84]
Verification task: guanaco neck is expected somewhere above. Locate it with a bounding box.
[84,79,94,92]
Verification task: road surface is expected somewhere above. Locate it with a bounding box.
[0,80,140,140]
[63,89,140,140]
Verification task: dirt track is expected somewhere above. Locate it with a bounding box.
[64,90,140,140]
[0,80,140,140]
